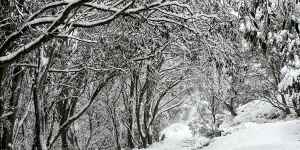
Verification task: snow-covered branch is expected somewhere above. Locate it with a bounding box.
[26,1,68,22]
[55,35,97,43]
[48,71,117,149]
[13,63,122,72]
[0,112,14,119]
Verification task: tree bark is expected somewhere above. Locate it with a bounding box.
[32,85,47,150]
[224,101,237,116]
[57,88,70,150]
[280,93,291,115]
[292,97,300,117]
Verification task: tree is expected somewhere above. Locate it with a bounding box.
[237,0,300,115]
[1,0,197,149]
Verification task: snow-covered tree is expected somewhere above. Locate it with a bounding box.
[239,0,300,116]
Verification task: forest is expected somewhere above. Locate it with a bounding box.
[0,0,300,150]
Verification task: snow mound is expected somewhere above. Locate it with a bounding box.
[222,100,281,128]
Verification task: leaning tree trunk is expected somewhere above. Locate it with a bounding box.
[224,100,237,117]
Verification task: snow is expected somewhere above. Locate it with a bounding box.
[203,119,300,150]
[296,55,300,68]
[244,16,257,32]
[255,8,263,20]
[140,119,300,150]
[221,100,281,128]
[278,54,300,91]
[278,66,300,91]
[229,9,239,17]
[140,100,300,150]
[40,49,49,67]
[138,122,209,150]
[293,4,300,23]
[160,123,193,140]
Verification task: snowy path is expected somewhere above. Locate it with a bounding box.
[203,119,300,150]
[142,123,209,150]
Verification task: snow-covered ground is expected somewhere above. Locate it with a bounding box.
[203,120,300,150]
[141,100,300,150]
[142,122,209,150]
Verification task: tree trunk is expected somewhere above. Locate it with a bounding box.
[146,126,153,145]
[292,97,300,117]
[0,126,12,149]
[136,75,149,148]
[32,86,47,150]
[112,114,121,150]
[224,101,237,116]
[57,88,69,150]
[127,73,136,149]
[32,47,50,150]
[280,94,291,114]
[60,130,68,150]
[127,107,134,148]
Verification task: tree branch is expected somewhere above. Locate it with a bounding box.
[48,71,116,149]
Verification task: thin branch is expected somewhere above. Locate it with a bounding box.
[0,23,10,28]
[26,1,68,22]
[55,35,97,43]
[13,63,124,73]
[147,17,197,33]
[0,112,14,119]
[159,100,185,114]
[72,1,133,28]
